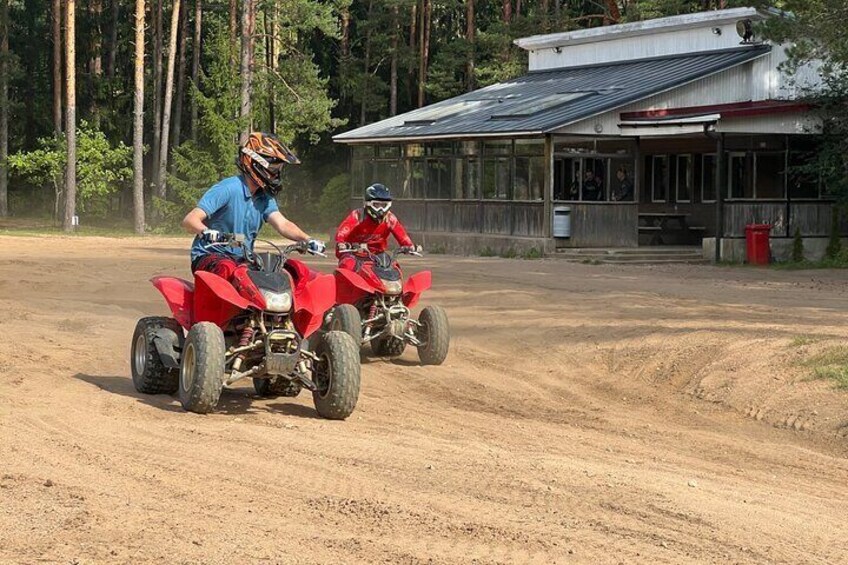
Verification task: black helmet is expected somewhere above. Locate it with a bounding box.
[364,183,392,221]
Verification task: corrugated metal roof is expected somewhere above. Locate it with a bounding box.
[334,46,770,143]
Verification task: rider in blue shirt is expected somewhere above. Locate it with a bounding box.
[181,132,324,295]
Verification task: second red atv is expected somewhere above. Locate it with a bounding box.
[326,243,450,365]
[130,235,360,419]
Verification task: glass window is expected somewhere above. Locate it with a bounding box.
[729,152,754,199]
[554,139,594,154]
[351,160,365,196]
[676,155,692,202]
[426,159,452,199]
[514,139,544,156]
[455,158,480,199]
[788,150,819,199]
[483,140,512,156]
[514,156,545,201]
[377,145,401,158]
[610,160,634,202]
[554,158,581,201]
[596,139,634,156]
[426,142,454,156]
[373,160,400,193]
[755,152,785,199]
[408,160,426,199]
[582,158,606,201]
[405,144,424,158]
[482,157,510,199]
[701,154,717,202]
[459,140,480,156]
[650,155,668,202]
[352,145,375,160]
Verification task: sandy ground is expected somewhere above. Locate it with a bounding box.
[1,234,847,564]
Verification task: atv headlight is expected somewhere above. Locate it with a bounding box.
[261,290,292,313]
[382,279,403,295]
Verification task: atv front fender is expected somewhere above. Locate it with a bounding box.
[335,268,376,305]
[403,271,431,308]
[294,273,336,339]
[151,276,194,330]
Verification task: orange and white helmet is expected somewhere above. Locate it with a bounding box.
[237,132,301,195]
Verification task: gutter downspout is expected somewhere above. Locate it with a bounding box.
[705,125,724,263]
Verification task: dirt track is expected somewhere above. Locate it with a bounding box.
[1,235,847,564]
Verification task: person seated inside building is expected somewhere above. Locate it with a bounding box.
[611,166,634,201]
[582,169,604,201]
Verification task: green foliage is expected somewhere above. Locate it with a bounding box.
[316,173,352,228]
[479,246,496,257]
[8,123,131,217]
[792,227,804,262]
[797,346,848,389]
[523,247,542,260]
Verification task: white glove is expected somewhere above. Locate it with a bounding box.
[307,239,326,255]
[201,229,221,244]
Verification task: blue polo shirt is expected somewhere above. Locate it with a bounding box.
[190,175,279,262]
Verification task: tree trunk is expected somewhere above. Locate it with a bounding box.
[408,2,417,109]
[239,0,254,143]
[0,0,8,217]
[554,0,560,27]
[156,0,181,205]
[151,0,163,192]
[265,7,276,132]
[605,0,621,23]
[340,5,350,60]
[360,0,373,125]
[417,0,430,108]
[89,0,103,128]
[502,0,511,24]
[172,0,188,148]
[106,0,119,79]
[466,0,475,92]
[133,0,146,233]
[52,0,62,135]
[64,0,77,232]
[228,0,237,64]
[190,0,201,141]
[515,0,521,18]
[389,4,398,117]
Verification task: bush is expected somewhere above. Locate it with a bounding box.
[316,173,351,232]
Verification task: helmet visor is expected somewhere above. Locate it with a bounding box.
[367,200,392,212]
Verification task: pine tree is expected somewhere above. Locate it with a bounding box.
[133,0,146,233]
[64,0,77,232]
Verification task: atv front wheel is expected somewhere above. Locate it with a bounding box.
[416,305,450,366]
[312,331,360,420]
[253,377,302,398]
[326,304,362,344]
[131,317,183,394]
[179,322,225,414]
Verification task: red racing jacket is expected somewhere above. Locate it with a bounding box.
[334,209,414,259]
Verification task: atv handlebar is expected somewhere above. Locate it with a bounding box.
[203,234,327,261]
[337,243,423,259]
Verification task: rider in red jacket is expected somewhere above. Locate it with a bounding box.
[335,183,415,271]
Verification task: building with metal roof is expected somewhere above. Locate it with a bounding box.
[333,7,838,262]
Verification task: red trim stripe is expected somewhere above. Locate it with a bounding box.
[621,100,812,121]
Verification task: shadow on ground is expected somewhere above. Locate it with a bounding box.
[73,373,323,419]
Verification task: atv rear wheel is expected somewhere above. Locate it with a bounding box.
[131,317,183,394]
[327,304,362,344]
[312,331,360,420]
[179,322,225,414]
[416,305,450,366]
[253,377,302,398]
[371,334,406,358]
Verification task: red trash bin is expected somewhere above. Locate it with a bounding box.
[745,223,772,265]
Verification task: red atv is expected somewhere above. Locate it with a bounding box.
[130,234,360,419]
[326,243,450,365]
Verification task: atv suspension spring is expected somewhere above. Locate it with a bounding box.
[232,327,256,373]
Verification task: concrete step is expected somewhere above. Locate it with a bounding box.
[554,246,706,264]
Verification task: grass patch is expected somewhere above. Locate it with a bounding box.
[523,247,542,260]
[797,346,848,389]
[500,248,518,259]
[789,335,823,347]
[479,246,497,257]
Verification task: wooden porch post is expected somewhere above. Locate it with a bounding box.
[544,134,553,239]
[714,133,725,263]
